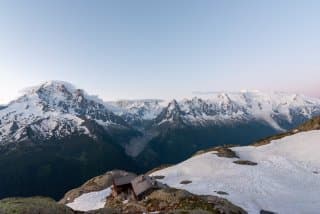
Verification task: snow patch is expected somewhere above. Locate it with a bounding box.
[66,188,112,211]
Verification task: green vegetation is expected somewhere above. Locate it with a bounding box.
[0,197,73,214]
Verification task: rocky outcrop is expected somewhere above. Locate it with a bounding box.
[105,188,247,214]
[60,170,136,204]
[61,170,247,213]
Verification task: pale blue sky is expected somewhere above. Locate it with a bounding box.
[0,0,319,103]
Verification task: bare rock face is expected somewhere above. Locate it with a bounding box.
[59,170,136,204]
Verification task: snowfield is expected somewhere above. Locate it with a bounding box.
[151,130,320,214]
[66,188,112,211]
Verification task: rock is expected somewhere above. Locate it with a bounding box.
[84,207,121,214]
[202,195,247,214]
[152,175,166,180]
[260,210,277,214]
[150,188,246,213]
[233,160,258,166]
[180,180,192,185]
[169,209,213,214]
[215,147,239,158]
[105,187,247,213]
[158,201,168,210]
[215,191,229,195]
[148,188,194,203]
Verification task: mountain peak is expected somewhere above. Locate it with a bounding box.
[22,80,77,96]
[155,99,185,127]
[0,81,131,143]
[167,99,179,110]
[18,80,108,108]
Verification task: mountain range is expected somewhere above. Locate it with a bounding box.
[1,80,320,200]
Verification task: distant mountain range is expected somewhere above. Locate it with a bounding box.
[2,81,320,145]
[1,80,320,200]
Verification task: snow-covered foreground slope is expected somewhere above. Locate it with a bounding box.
[151,130,320,214]
[66,188,111,211]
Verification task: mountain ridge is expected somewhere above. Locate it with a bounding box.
[3,80,320,147]
[109,90,320,131]
[2,81,320,140]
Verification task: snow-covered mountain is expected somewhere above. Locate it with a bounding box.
[0,81,131,144]
[154,99,187,129]
[111,92,320,131]
[2,81,320,144]
[151,118,320,214]
[106,99,167,127]
[112,92,320,165]
[0,81,141,200]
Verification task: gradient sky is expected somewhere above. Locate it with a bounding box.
[0,0,319,104]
